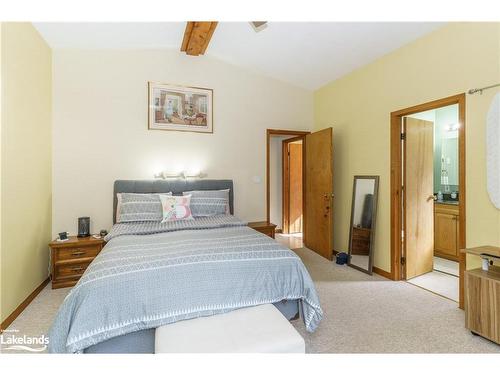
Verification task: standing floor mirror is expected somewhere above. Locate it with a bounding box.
[348,176,379,275]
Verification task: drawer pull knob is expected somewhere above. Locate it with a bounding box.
[71,251,86,256]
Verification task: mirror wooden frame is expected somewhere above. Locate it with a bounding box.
[348,175,380,275]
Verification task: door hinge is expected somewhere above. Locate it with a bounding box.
[400,133,406,140]
[400,256,406,266]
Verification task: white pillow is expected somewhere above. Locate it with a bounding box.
[116,192,172,223]
[182,189,230,216]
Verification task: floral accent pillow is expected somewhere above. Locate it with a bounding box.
[159,194,194,223]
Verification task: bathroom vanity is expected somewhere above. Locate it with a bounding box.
[434,202,460,261]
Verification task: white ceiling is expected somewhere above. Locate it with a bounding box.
[33,22,443,90]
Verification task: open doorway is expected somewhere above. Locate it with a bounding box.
[283,136,303,234]
[390,94,466,308]
[267,130,308,249]
[267,128,334,260]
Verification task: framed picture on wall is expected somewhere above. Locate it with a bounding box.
[148,82,213,133]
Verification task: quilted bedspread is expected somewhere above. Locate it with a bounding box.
[48,215,323,353]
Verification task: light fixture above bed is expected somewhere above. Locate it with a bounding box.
[153,171,181,179]
[154,170,206,179]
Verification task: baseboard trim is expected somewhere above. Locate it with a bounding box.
[332,249,394,280]
[373,266,393,280]
[1,277,50,331]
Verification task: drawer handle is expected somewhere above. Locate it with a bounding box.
[71,266,84,272]
[71,251,86,257]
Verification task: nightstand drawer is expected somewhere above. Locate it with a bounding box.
[56,245,101,261]
[55,261,92,280]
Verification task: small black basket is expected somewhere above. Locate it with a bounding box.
[335,252,349,265]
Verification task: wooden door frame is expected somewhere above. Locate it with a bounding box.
[282,136,304,234]
[390,93,466,308]
[266,129,310,236]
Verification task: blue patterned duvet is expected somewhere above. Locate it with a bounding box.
[48,215,323,353]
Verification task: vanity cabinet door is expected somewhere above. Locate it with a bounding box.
[434,212,458,258]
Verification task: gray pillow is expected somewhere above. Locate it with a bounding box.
[116,193,171,223]
[183,189,230,217]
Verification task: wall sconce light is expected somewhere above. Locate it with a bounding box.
[154,171,183,179]
[154,171,206,179]
[183,171,206,179]
[445,123,460,132]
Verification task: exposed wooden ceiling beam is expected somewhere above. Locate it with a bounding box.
[181,22,218,56]
[180,22,194,52]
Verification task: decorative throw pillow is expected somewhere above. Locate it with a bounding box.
[183,189,230,217]
[160,194,194,222]
[116,193,171,223]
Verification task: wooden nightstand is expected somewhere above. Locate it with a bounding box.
[248,221,277,238]
[49,236,105,289]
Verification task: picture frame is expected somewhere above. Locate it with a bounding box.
[148,82,213,133]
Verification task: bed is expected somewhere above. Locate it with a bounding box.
[48,180,323,353]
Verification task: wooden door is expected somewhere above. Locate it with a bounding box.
[304,127,333,260]
[282,138,303,234]
[404,118,434,279]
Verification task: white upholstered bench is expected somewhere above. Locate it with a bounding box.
[155,304,305,353]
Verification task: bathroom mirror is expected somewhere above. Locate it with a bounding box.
[348,176,379,275]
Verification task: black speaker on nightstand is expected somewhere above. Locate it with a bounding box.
[77,217,90,237]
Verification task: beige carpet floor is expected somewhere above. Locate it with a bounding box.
[2,247,499,353]
[291,248,499,353]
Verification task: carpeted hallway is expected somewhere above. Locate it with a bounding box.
[2,247,499,353]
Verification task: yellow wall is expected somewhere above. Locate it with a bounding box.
[0,23,52,322]
[314,22,500,272]
[0,23,3,315]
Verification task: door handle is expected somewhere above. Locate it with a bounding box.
[427,195,435,201]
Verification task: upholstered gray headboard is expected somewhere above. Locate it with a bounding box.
[113,179,234,223]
